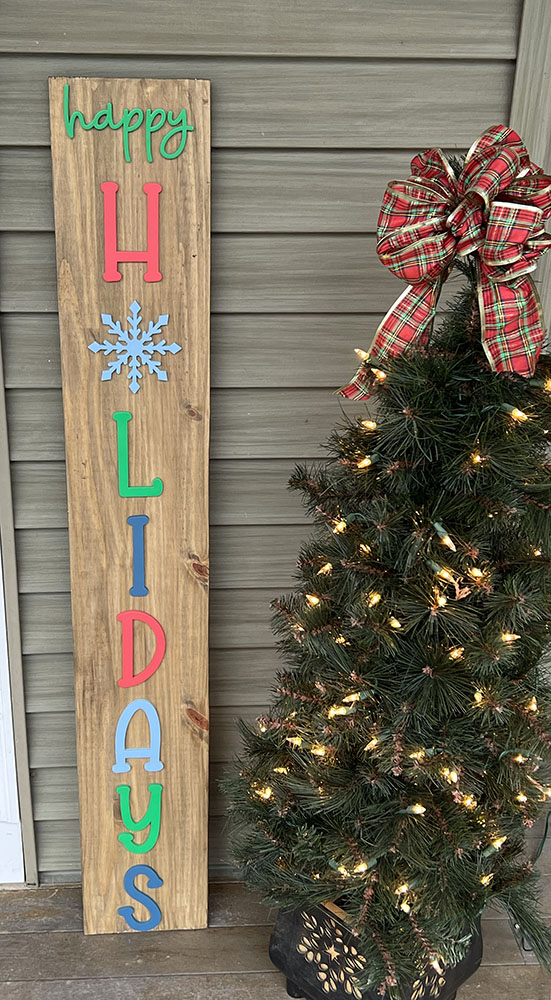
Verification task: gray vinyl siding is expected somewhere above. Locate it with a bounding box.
[0,0,521,880]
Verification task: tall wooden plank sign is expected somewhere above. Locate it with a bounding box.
[48,77,210,934]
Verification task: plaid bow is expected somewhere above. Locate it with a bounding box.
[340,124,551,400]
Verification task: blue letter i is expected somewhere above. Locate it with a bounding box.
[128,515,149,597]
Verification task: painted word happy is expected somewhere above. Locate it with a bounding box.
[64,83,194,162]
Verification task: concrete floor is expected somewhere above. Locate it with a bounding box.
[0,879,549,999]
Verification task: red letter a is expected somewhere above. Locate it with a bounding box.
[101,181,162,282]
[117,610,166,688]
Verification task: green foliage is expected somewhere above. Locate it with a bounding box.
[224,263,551,995]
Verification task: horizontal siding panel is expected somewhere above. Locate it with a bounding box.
[1,1,520,57]
[15,524,308,592]
[11,460,308,528]
[31,762,233,821]
[24,647,280,713]
[1,312,378,389]
[6,388,351,460]
[27,707,258,768]
[0,56,513,148]
[35,816,231,876]
[0,148,414,233]
[10,462,67,527]
[0,232,407,314]
[20,590,276,654]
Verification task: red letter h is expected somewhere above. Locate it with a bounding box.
[101,181,162,283]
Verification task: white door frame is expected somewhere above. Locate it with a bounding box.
[0,539,24,883]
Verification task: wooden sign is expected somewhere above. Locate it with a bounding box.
[48,77,210,934]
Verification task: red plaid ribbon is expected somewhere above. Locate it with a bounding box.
[340,125,551,399]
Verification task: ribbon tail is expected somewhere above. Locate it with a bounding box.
[338,278,442,399]
[478,266,546,376]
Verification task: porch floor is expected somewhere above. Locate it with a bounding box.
[0,882,549,999]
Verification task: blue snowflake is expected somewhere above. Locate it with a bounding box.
[88,300,182,394]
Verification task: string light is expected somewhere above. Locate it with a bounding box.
[254,785,273,800]
[334,635,348,644]
[286,736,302,747]
[306,594,320,607]
[389,617,402,629]
[353,862,368,874]
[433,521,456,552]
[354,348,369,361]
[431,960,444,975]
[501,403,528,422]
[527,696,538,712]
[273,766,288,774]
[513,754,527,764]
[533,547,543,557]
[480,873,494,886]
[333,519,347,533]
[310,745,327,757]
[367,591,381,607]
[516,792,528,804]
[442,768,458,784]
[342,692,361,703]
[430,562,455,584]
[400,901,411,914]
[361,419,377,431]
[364,736,379,751]
[395,883,409,895]
[317,562,333,575]
[462,795,477,809]
[471,452,484,464]
[501,632,520,643]
[491,835,507,850]
[409,750,426,761]
[371,368,387,382]
[259,722,267,733]
[359,543,371,555]
[473,690,484,704]
[469,568,484,580]
[328,705,349,718]
[357,455,374,469]
[449,647,464,660]
[407,803,426,815]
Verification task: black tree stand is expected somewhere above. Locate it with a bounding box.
[269,904,482,1000]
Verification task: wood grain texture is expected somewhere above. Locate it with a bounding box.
[1,0,521,57]
[6,388,352,460]
[0,148,448,234]
[49,77,210,933]
[0,921,274,979]
[10,459,307,528]
[3,967,546,1000]
[1,56,513,148]
[0,881,273,932]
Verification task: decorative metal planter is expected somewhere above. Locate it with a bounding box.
[269,903,482,1000]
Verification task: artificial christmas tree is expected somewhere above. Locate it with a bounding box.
[225,125,551,998]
